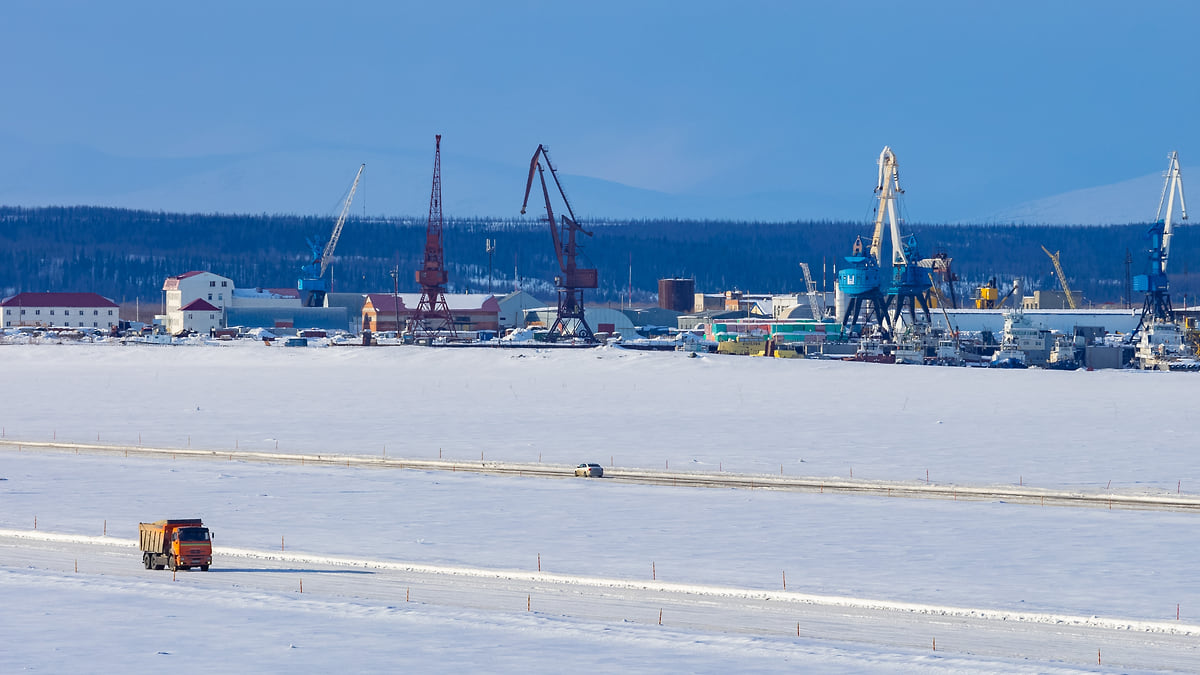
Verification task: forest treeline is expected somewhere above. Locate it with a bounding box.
[0,206,1194,308]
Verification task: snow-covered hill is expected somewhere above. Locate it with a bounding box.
[967,167,1190,226]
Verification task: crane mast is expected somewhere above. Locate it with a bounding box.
[410,135,456,337]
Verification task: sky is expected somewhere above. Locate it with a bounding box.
[0,2,1197,222]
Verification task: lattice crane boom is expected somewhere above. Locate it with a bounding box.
[320,164,365,278]
[299,163,366,307]
[1040,245,1079,310]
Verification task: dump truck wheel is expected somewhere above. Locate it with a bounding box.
[143,553,151,569]
[200,565,209,571]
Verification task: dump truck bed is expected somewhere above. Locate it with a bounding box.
[138,519,203,554]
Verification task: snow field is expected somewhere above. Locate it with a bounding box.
[2,343,1198,671]
[1,343,1196,493]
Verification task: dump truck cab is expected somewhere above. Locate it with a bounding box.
[140,519,213,571]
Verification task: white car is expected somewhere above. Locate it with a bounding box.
[574,463,604,478]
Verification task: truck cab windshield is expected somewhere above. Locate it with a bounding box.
[178,528,210,542]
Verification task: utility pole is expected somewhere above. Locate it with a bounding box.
[1124,249,1133,310]
[486,239,496,294]
[390,266,400,334]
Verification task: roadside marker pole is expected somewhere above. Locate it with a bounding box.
[782,570,786,590]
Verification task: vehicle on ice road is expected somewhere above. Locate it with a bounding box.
[139,519,213,571]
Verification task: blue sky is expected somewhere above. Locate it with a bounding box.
[0,2,1196,222]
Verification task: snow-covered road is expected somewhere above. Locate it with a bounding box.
[3,530,1197,673]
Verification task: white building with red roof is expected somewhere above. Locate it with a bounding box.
[1,292,119,330]
[175,299,223,335]
[162,271,233,313]
[160,271,234,335]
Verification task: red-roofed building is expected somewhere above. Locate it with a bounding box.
[179,299,223,335]
[161,271,233,334]
[1,292,120,329]
[361,293,500,333]
[163,271,232,311]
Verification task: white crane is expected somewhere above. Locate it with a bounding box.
[1154,151,1188,278]
[319,163,366,279]
[299,163,366,307]
[868,146,906,267]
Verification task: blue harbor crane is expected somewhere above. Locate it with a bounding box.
[1132,151,1187,337]
[837,236,889,336]
[838,147,937,336]
[884,232,933,329]
[298,163,366,307]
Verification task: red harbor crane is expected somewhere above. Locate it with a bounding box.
[520,144,598,342]
[411,135,456,337]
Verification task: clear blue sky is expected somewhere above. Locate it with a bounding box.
[0,2,1196,221]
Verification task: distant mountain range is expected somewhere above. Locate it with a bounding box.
[0,133,1184,225]
[967,169,1186,226]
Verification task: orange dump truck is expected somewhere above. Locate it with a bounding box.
[139,519,213,571]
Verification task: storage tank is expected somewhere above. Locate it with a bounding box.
[658,278,695,312]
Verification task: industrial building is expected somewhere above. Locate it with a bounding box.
[497,291,544,330]
[524,306,637,338]
[160,271,351,334]
[361,293,500,333]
